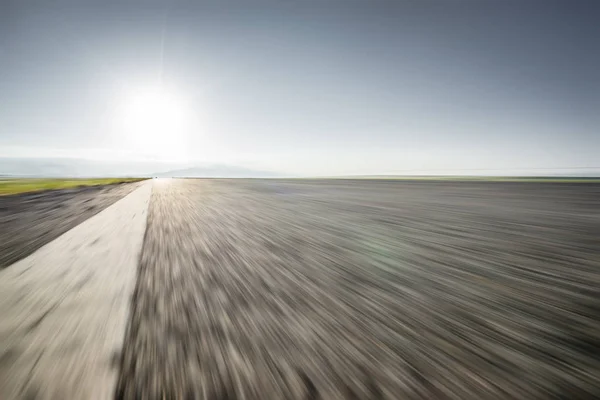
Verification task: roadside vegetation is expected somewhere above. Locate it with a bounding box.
[0,178,147,196]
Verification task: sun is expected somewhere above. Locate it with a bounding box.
[119,86,190,161]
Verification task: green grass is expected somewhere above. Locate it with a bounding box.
[0,178,147,196]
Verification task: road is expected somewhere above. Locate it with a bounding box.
[114,179,600,400]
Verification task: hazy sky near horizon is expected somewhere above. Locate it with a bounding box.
[1,0,599,175]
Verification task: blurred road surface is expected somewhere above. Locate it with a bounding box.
[116,179,600,400]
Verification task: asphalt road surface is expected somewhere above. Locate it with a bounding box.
[115,179,600,400]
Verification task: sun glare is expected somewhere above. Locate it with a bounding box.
[119,86,190,161]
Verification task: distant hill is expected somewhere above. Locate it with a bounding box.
[0,157,281,178]
[0,157,171,177]
[153,165,280,178]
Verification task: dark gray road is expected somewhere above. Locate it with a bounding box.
[0,181,145,268]
[116,179,600,400]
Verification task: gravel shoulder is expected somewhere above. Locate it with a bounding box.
[117,179,600,400]
[0,180,146,268]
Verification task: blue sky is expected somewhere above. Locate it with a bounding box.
[1,0,598,176]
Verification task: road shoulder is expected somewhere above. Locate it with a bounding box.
[0,180,152,400]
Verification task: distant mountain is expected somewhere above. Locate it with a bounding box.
[0,157,281,178]
[153,165,281,178]
[0,157,171,177]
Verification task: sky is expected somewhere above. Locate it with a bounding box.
[1,0,599,176]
